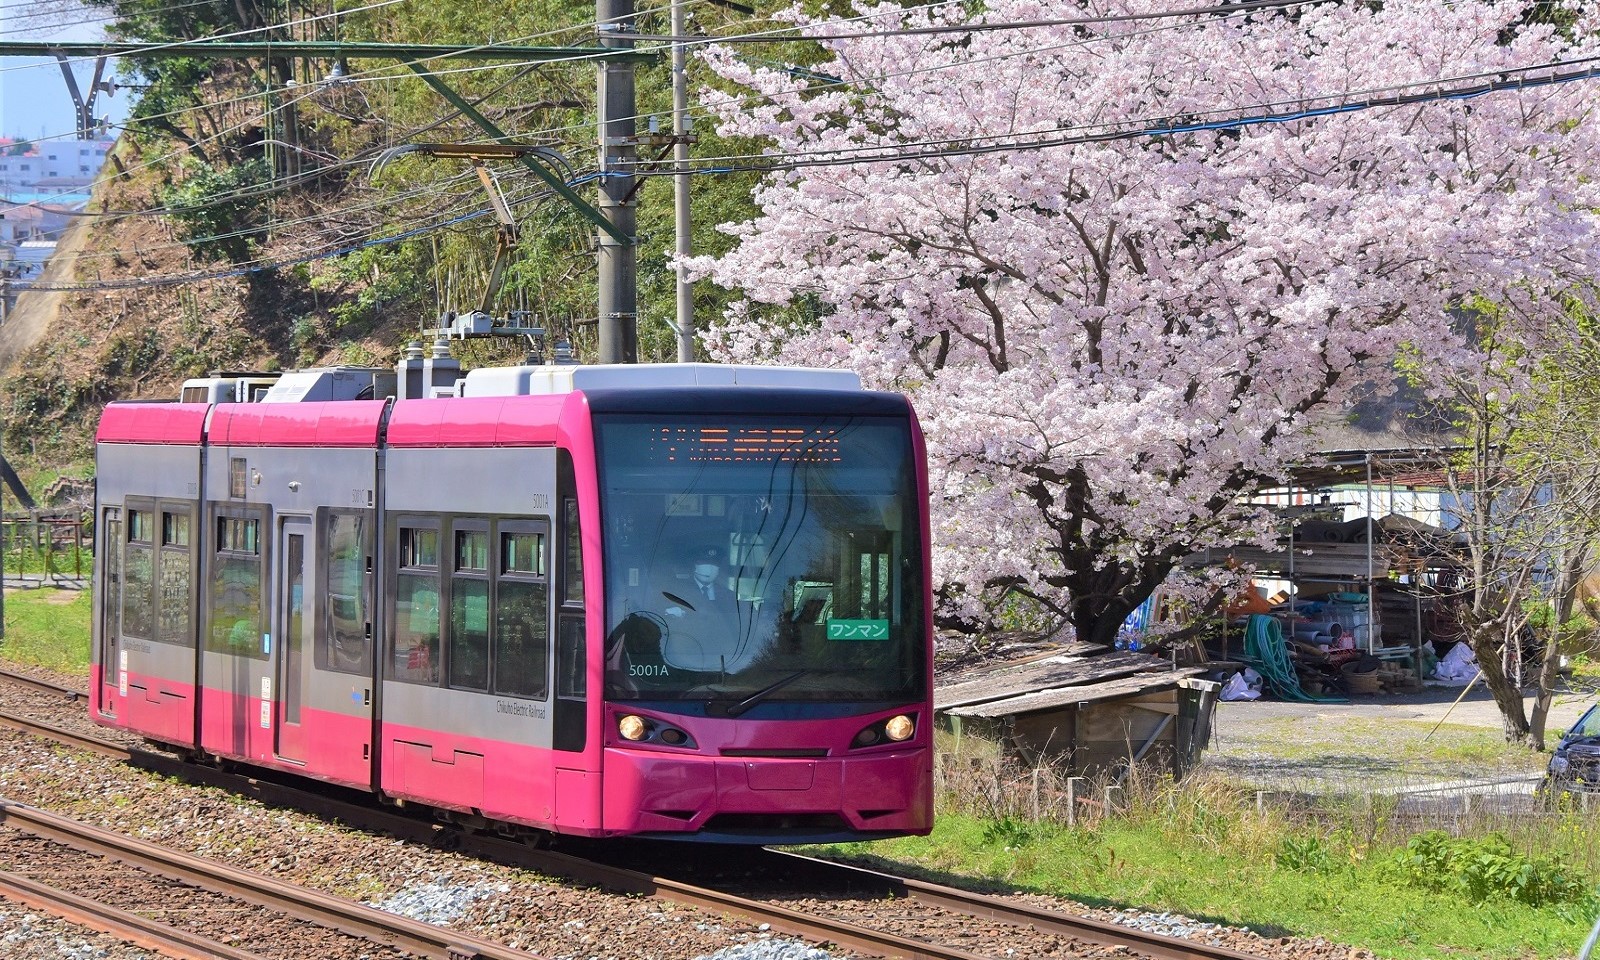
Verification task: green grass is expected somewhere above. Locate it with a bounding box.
[825,800,1600,960]
[0,588,91,673]
[1,542,93,576]
[6,587,1593,958]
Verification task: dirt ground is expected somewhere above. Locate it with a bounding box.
[1200,680,1598,791]
[0,214,89,371]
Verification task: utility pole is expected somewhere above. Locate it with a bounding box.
[597,0,639,364]
[672,0,694,362]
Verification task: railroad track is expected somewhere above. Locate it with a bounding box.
[0,665,1266,960]
[723,848,1256,960]
[0,860,276,960]
[0,668,83,700]
[0,803,528,960]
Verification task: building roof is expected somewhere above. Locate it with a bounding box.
[935,648,1194,713]
[945,669,1209,719]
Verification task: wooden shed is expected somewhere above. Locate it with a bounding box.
[935,650,1219,778]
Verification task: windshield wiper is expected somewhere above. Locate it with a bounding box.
[716,670,808,718]
[661,590,696,611]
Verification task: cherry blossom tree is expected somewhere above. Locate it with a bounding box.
[689,0,1600,646]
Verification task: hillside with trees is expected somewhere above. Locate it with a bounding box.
[1,0,770,473]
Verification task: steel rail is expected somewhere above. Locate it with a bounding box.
[0,868,270,960]
[0,802,526,960]
[470,841,996,960]
[0,708,125,758]
[766,850,1267,960]
[0,696,1267,960]
[0,710,993,959]
[0,666,84,700]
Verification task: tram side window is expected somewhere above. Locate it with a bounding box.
[449,526,490,691]
[208,514,264,659]
[562,498,583,604]
[557,616,585,698]
[101,508,123,644]
[121,509,154,639]
[157,510,192,645]
[495,528,549,699]
[393,524,440,684]
[556,498,584,696]
[320,511,370,675]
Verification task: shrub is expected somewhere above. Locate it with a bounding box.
[162,159,272,264]
[1276,834,1336,873]
[1397,830,1595,908]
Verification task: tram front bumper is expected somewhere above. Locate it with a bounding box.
[600,746,932,840]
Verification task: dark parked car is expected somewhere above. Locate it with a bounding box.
[1546,704,1600,794]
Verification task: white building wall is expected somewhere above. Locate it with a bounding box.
[0,138,110,195]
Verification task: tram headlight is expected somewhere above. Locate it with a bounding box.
[618,714,650,741]
[884,715,915,742]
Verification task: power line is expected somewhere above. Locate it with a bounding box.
[0,0,410,75]
[635,54,1600,174]
[28,0,1578,294]
[39,171,483,270]
[25,169,571,288]
[22,206,499,291]
[32,50,1598,293]
[623,0,1329,44]
[0,0,218,30]
[300,0,1324,174]
[3,0,736,206]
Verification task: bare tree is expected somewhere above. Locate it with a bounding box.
[4,0,93,38]
[1411,304,1600,749]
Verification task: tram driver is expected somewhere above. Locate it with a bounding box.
[657,545,763,676]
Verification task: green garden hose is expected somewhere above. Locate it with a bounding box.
[1243,613,1346,703]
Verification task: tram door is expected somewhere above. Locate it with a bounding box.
[272,516,312,763]
[96,507,122,718]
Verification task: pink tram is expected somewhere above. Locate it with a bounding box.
[90,359,934,842]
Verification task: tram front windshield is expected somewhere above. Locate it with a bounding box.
[597,413,925,706]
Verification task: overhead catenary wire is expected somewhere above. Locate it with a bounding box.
[24,206,501,291]
[9,0,1358,175]
[35,163,492,271]
[291,0,1399,175]
[9,25,611,236]
[4,0,735,212]
[4,0,735,290]
[0,0,223,32]
[13,0,1197,193]
[181,0,1310,176]
[34,60,554,222]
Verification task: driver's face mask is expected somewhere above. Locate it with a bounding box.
[692,563,719,589]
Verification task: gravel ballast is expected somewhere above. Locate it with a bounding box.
[2,657,1375,960]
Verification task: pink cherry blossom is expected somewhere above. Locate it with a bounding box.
[688,0,1600,644]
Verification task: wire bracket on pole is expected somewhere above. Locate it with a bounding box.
[54,53,110,139]
[403,65,631,246]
